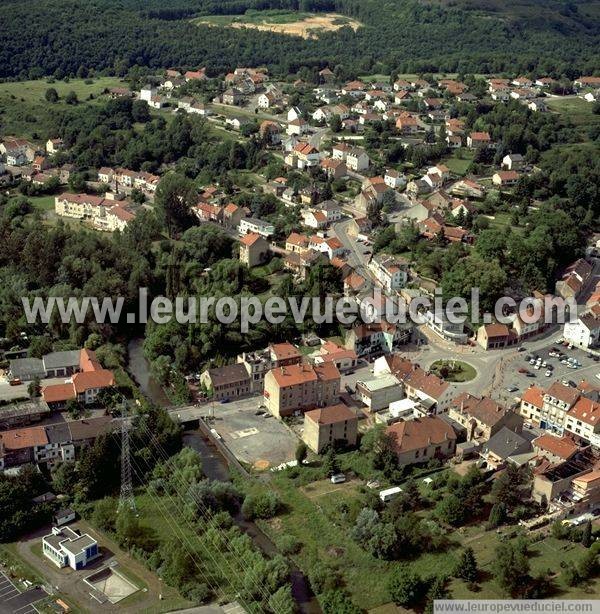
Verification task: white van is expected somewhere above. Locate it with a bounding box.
[379,486,403,503]
[330,473,346,484]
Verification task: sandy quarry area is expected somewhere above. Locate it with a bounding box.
[202,13,362,39]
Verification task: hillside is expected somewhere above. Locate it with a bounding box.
[0,0,598,79]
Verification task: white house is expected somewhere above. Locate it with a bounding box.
[563,306,600,349]
[139,85,156,102]
[287,106,302,122]
[287,118,310,136]
[42,526,99,570]
[346,148,370,172]
[368,255,408,293]
[238,217,275,238]
[384,169,406,189]
[502,154,524,171]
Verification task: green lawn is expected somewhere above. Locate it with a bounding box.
[194,9,315,26]
[0,76,127,104]
[443,149,474,176]
[28,194,56,212]
[430,360,477,382]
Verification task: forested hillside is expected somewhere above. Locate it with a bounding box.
[0,0,598,80]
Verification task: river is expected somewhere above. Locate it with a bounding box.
[127,338,171,407]
[126,339,321,613]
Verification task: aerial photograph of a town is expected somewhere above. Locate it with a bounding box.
[0,1,599,613]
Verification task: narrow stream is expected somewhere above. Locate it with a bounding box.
[126,340,321,613]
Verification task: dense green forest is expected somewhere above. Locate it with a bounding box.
[0,0,599,80]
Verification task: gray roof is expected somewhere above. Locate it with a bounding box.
[9,357,44,379]
[44,422,72,444]
[61,534,96,555]
[42,350,80,370]
[0,398,50,422]
[483,427,531,460]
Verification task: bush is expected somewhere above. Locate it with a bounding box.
[241,491,281,520]
[277,534,301,555]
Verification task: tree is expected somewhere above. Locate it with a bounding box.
[45,87,59,103]
[387,564,426,608]
[268,585,295,614]
[487,503,506,528]
[435,494,466,526]
[425,577,449,614]
[455,547,478,583]
[319,589,361,614]
[323,447,340,476]
[295,441,308,465]
[154,172,197,237]
[65,91,78,105]
[27,376,41,398]
[51,461,78,495]
[329,114,342,133]
[582,521,592,548]
[493,541,530,596]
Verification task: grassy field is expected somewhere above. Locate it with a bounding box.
[546,95,600,139]
[193,10,361,38]
[28,194,56,212]
[443,149,474,176]
[0,77,126,104]
[0,77,126,139]
[253,469,600,610]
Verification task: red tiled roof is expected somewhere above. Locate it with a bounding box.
[0,426,48,450]
[305,403,356,426]
[72,369,115,393]
[387,417,456,454]
[533,434,579,460]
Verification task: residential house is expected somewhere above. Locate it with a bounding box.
[402,365,454,413]
[46,138,64,155]
[346,147,370,172]
[564,396,600,447]
[286,232,310,254]
[532,434,580,464]
[467,132,491,148]
[345,322,411,358]
[320,157,347,180]
[285,142,320,169]
[312,341,358,373]
[223,203,245,230]
[239,233,269,267]
[303,404,358,453]
[387,417,457,467]
[200,363,252,401]
[476,323,515,350]
[519,385,545,425]
[448,393,523,442]
[480,427,532,470]
[238,217,275,238]
[449,179,485,199]
[563,305,600,349]
[368,254,409,292]
[492,171,520,187]
[222,88,244,106]
[287,118,310,136]
[502,154,525,171]
[384,169,406,189]
[555,258,593,300]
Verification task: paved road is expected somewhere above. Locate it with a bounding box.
[331,218,375,281]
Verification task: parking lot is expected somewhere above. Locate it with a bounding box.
[0,570,46,614]
[205,398,299,469]
[497,340,600,405]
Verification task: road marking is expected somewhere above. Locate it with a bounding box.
[229,427,259,439]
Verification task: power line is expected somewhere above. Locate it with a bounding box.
[119,400,136,513]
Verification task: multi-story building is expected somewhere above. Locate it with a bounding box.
[368,255,408,293]
[563,305,600,349]
[345,322,411,358]
[263,363,340,418]
[303,404,358,453]
[200,363,252,401]
[238,217,275,238]
[355,374,404,412]
[448,393,523,442]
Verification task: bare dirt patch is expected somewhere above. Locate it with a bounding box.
[200,13,362,39]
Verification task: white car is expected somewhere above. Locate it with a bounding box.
[330,473,346,484]
[595,373,600,381]
[534,364,540,370]
[545,370,552,377]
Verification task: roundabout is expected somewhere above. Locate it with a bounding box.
[429,359,477,383]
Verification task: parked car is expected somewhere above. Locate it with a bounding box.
[545,370,552,377]
[8,378,21,386]
[330,473,346,484]
[506,385,518,392]
[518,368,529,374]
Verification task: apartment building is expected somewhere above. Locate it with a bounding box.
[368,254,408,293]
[263,363,340,418]
[303,404,358,453]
